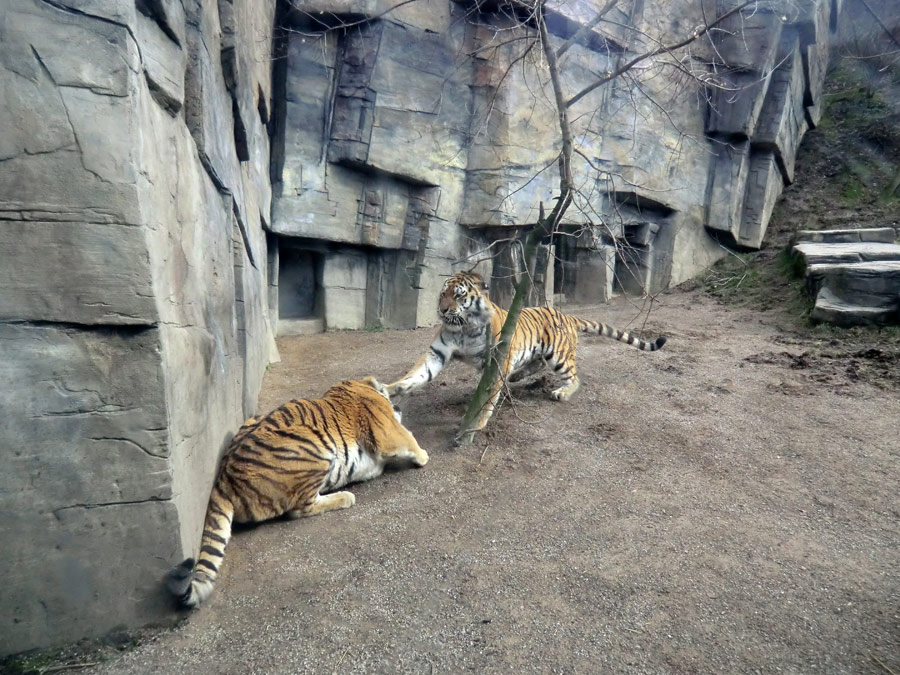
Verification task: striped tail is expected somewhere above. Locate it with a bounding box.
[166,487,235,609]
[576,318,667,351]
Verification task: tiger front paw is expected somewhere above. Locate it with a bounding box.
[385,381,405,397]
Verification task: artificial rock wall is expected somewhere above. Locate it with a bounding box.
[0,0,277,654]
[270,0,837,328]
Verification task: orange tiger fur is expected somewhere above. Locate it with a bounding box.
[166,377,428,608]
[387,271,666,432]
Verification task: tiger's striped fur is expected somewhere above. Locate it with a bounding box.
[386,271,666,432]
[166,377,428,608]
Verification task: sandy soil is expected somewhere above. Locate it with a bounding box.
[70,288,899,675]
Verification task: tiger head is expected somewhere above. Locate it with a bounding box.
[438,272,492,330]
[360,376,403,422]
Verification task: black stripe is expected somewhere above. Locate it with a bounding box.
[322,400,349,463]
[272,431,329,457]
[200,544,224,558]
[429,346,446,365]
[203,530,228,545]
[209,503,230,520]
[196,559,218,572]
[268,450,323,463]
[235,454,296,474]
[359,399,386,430]
[311,401,340,450]
[280,406,295,425]
[302,423,332,454]
[230,473,276,504]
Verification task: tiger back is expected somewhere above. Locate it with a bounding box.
[166,377,428,608]
[386,271,666,433]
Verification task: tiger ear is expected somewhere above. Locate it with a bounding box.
[361,376,390,397]
[469,271,489,291]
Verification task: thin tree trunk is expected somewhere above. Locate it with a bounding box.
[456,4,574,446]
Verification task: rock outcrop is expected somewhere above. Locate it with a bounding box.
[0,0,277,654]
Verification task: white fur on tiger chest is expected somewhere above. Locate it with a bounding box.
[446,325,489,368]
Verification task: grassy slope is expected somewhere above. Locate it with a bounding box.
[698,51,900,388]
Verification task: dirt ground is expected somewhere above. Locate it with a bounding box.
[60,286,898,675]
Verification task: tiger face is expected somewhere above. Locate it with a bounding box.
[438,272,491,328]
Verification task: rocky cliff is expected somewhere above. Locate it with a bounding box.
[0,0,277,653]
[269,0,838,325]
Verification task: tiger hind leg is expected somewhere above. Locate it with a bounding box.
[288,491,355,518]
[547,351,579,401]
[508,359,546,385]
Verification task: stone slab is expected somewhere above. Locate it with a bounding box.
[136,10,185,114]
[793,227,898,244]
[738,151,783,249]
[0,322,178,654]
[0,220,157,325]
[806,261,900,310]
[793,242,900,268]
[278,317,325,336]
[811,288,899,326]
[568,246,615,304]
[706,141,750,240]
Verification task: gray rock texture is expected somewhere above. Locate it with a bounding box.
[0,0,277,655]
[270,0,836,331]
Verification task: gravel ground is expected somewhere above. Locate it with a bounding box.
[73,289,898,675]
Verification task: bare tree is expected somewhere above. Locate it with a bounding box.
[456,0,769,446]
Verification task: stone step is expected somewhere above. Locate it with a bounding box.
[277,317,324,336]
[792,241,900,268]
[793,227,898,244]
[806,260,900,309]
[811,288,899,326]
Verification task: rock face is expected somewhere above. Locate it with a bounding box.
[1,0,838,656]
[793,229,900,325]
[269,0,837,331]
[0,0,277,654]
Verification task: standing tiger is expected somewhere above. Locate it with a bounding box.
[386,271,666,433]
[167,377,428,608]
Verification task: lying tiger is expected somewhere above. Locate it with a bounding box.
[167,377,428,608]
[387,271,666,433]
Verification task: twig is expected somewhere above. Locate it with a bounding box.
[480,444,491,464]
[40,663,99,674]
[332,647,351,675]
[566,0,764,108]
[872,655,898,675]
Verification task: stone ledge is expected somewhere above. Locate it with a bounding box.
[806,260,900,311]
[793,241,900,268]
[811,288,900,326]
[277,317,325,336]
[793,227,898,244]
